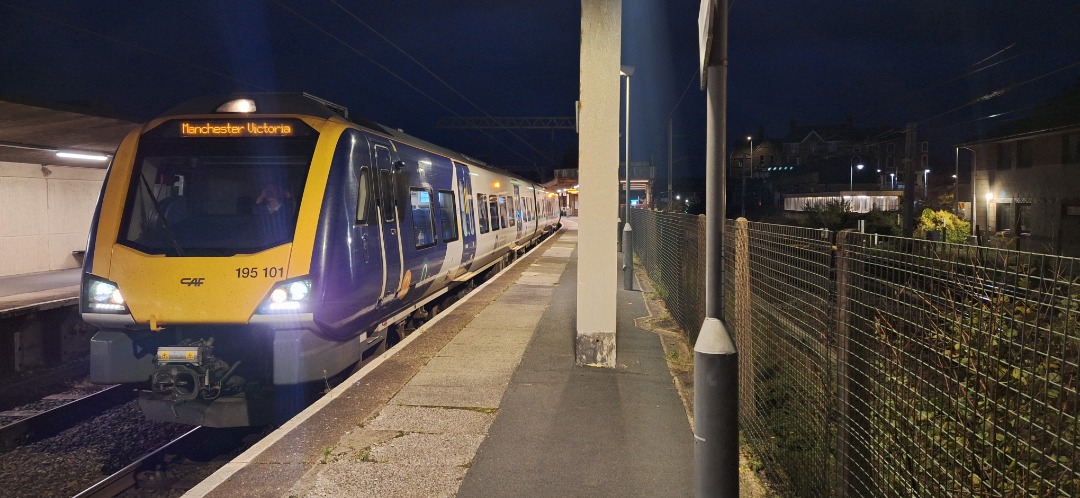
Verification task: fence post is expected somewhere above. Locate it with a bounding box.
[834,230,869,497]
[735,218,753,422]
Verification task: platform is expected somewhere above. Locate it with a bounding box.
[184,219,695,497]
[0,268,81,319]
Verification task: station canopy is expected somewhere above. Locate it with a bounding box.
[0,96,139,168]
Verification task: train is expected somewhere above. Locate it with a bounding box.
[80,93,560,427]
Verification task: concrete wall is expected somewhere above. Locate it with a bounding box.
[0,161,105,276]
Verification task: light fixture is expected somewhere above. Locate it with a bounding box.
[985,192,994,201]
[216,98,257,113]
[258,278,313,313]
[56,151,109,162]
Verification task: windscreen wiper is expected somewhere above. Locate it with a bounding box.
[139,173,185,257]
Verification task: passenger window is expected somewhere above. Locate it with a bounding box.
[505,196,515,226]
[459,188,475,238]
[410,188,435,248]
[379,169,395,222]
[373,145,395,222]
[498,196,509,228]
[437,190,458,242]
[489,195,500,230]
[477,194,489,234]
[356,167,373,225]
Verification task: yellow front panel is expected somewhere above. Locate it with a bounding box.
[109,244,294,325]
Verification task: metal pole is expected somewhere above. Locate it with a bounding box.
[667,117,673,211]
[625,71,631,227]
[959,146,977,230]
[695,0,738,493]
[741,138,750,218]
[622,68,634,290]
[695,318,738,498]
[954,147,959,214]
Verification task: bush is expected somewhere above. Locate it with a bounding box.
[915,208,971,243]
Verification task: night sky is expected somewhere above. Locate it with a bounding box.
[1,0,1078,185]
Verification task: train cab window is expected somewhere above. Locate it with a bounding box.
[477,194,489,233]
[116,118,317,256]
[489,195,500,230]
[437,190,459,242]
[356,167,373,225]
[498,196,510,228]
[410,188,436,249]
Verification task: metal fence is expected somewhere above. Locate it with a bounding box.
[631,210,707,343]
[630,210,1080,497]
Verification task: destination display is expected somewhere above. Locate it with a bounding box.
[179,121,295,137]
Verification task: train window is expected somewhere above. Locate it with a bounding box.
[378,169,394,222]
[374,145,395,222]
[356,167,373,225]
[498,196,510,228]
[477,194,489,233]
[489,195,500,230]
[458,188,475,238]
[116,120,317,257]
[437,190,459,243]
[410,188,436,249]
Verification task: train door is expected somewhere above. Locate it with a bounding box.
[373,144,404,303]
[513,184,523,241]
[454,162,477,266]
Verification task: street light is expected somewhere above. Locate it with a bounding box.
[957,146,977,231]
[850,155,865,192]
[620,65,634,290]
[889,172,895,190]
[742,135,752,218]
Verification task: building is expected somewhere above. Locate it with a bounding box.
[962,87,1080,256]
[737,120,927,217]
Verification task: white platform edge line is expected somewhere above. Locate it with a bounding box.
[183,226,568,497]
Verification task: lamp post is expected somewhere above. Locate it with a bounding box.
[957,146,977,231]
[924,169,930,199]
[850,155,864,192]
[742,136,752,218]
[889,172,895,190]
[620,65,634,290]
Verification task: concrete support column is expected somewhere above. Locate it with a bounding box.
[575,0,620,367]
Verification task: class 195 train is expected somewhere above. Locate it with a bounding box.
[80,93,560,427]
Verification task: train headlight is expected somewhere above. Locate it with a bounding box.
[258,278,312,313]
[82,275,129,314]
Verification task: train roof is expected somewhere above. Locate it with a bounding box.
[160,93,544,185]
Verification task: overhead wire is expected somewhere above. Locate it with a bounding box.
[268,1,542,174]
[917,57,1080,126]
[326,0,554,174]
[854,43,1019,126]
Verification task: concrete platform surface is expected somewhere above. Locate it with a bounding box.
[0,268,81,318]
[185,219,694,497]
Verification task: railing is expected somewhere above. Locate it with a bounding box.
[630,210,1080,497]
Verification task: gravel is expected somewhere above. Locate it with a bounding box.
[0,400,189,497]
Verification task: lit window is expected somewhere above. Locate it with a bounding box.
[411,188,435,248]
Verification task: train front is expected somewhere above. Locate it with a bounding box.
[81,96,348,427]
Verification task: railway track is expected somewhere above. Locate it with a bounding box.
[74,426,200,498]
[0,383,134,450]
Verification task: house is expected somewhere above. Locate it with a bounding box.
[757,120,928,216]
[962,86,1080,256]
